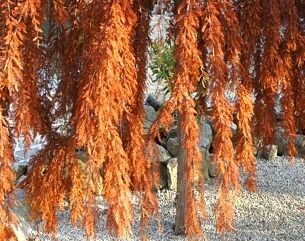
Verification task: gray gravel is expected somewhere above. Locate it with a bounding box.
[35,157,305,241]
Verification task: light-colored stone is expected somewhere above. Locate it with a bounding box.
[231,122,237,134]
[167,158,178,190]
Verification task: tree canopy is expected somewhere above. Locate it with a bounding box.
[1,0,305,240]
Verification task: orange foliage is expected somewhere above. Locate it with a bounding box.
[1,0,305,240]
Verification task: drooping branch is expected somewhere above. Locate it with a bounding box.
[279,0,301,159]
[256,0,281,147]
[71,0,141,237]
[236,0,262,191]
[127,2,159,237]
[0,103,16,239]
[149,0,207,237]
[14,0,47,148]
[201,0,240,234]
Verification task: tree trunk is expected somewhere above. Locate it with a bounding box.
[175,113,209,234]
[174,115,187,235]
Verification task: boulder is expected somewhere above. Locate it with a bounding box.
[167,126,178,139]
[75,148,88,162]
[166,137,179,156]
[166,117,213,151]
[164,149,217,191]
[199,122,213,151]
[276,127,287,156]
[144,105,157,134]
[276,127,305,157]
[159,162,168,189]
[13,161,28,180]
[11,189,37,240]
[296,135,305,158]
[14,148,39,162]
[157,144,172,163]
[201,115,236,135]
[201,149,217,179]
[260,145,278,160]
[154,144,172,189]
[201,149,210,179]
[199,121,213,179]
[145,94,162,111]
[167,158,178,190]
[208,153,218,177]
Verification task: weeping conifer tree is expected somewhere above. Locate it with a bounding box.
[1,0,305,240]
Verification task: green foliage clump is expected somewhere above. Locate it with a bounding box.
[149,40,175,97]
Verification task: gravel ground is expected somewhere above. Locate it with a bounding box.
[31,157,305,240]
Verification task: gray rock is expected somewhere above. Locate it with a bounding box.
[159,163,168,189]
[296,135,305,158]
[208,153,217,177]
[167,126,178,139]
[144,105,157,134]
[276,127,305,157]
[201,149,217,179]
[205,115,213,129]
[166,137,179,156]
[145,94,162,111]
[276,127,287,156]
[164,116,213,149]
[14,161,28,179]
[202,115,236,135]
[14,148,40,162]
[16,174,27,187]
[261,145,278,160]
[165,117,212,155]
[153,144,172,189]
[157,144,172,163]
[166,158,178,190]
[199,123,213,150]
[75,148,88,162]
[199,122,213,150]
[201,149,210,179]
[12,189,37,240]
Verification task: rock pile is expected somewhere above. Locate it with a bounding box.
[144,102,215,191]
[144,95,305,190]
